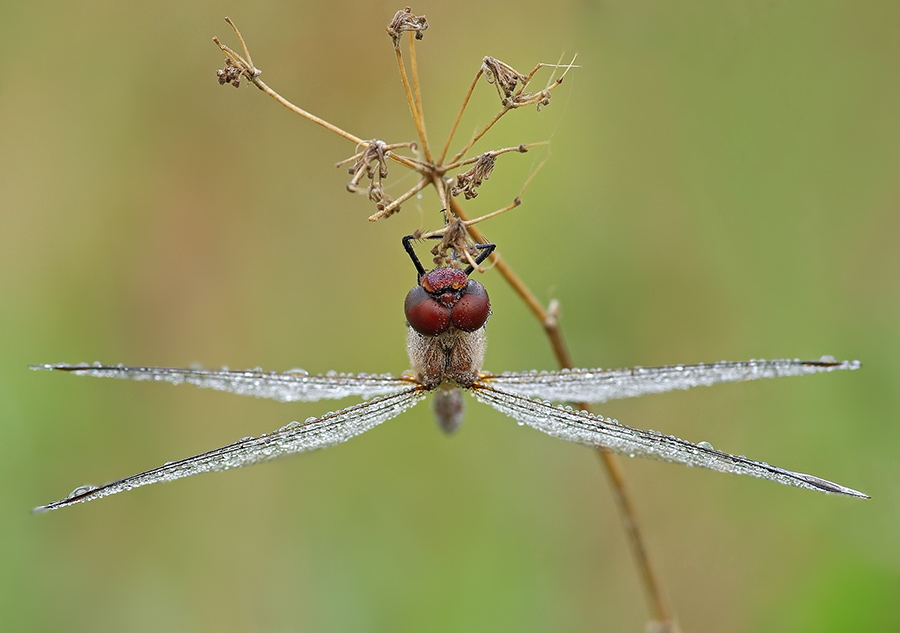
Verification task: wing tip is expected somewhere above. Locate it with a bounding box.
[794,472,869,498]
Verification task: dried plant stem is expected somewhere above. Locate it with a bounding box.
[437,69,484,164]
[367,178,430,222]
[449,106,511,165]
[457,198,521,228]
[406,33,433,164]
[253,77,362,144]
[393,40,434,164]
[252,76,421,174]
[225,17,254,69]
[600,452,677,633]
[449,196,675,631]
[441,142,543,173]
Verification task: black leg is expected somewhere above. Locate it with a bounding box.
[402,234,427,279]
[463,241,495,275]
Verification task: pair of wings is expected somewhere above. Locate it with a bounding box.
[32,357,866,511]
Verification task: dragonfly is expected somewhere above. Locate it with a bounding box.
[32,235,867,511]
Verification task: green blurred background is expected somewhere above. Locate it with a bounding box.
[2,1,898,631]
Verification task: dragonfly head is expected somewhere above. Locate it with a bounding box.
[404,267,491,336]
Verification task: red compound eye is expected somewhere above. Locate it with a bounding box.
[405,285,451,336]
[451,280,491,331]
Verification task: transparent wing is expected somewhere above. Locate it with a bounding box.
[471,384,867,498]
[31,363,413,402]
[481,358,860,403]
[35,387,427,512]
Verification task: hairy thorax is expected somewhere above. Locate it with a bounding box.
[407,325,486,389]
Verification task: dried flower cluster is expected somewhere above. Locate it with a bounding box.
[212,9,574,250]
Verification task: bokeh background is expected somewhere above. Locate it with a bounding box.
[2,1,898,632]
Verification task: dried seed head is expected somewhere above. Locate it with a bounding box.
[451,153,495,200]
[386,7,429,45]
[216,59,244,87]
[346,140,390,191]
[368,182,399,217]
[482,57,527,103]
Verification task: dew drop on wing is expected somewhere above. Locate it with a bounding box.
[818,355,836,363]
[67,485,97,499]
[697,441,714,451]
[304,416,316,424]
[279,420,302,432]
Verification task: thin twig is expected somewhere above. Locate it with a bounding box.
[367,177,430,222]
[437,68,484,164]
[448,106,511,165]
[441,142,541,173]
[407,32,433,164]
[392,42,432,162]
[225,17,254,69]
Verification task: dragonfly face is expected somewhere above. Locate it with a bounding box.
[30,235,867,511]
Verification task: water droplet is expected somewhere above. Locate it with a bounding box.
[697,441,714,451]
[304,416,317,424]
[818,355,836,364]
[279,420,302,432]
[67,485,96,499]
